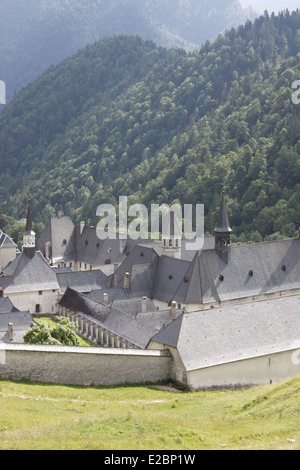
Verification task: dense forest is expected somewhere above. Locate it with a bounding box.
[0,0,253,101]
[0,10,300,245]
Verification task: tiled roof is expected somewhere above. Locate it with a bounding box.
[152,295,300,371]
[0,251,59,293]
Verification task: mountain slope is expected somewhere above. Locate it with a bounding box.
[0,0,254,101]
[0,11,299,243]
[136,0,255,45]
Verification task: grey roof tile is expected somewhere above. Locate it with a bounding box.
[59,288,159,348]
[0,251,59,293]
[56,269,108,294]
[152,295,300,371]
[151,255,190,303]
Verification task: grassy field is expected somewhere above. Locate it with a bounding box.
[0,376,299,450]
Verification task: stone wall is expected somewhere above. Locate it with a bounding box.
[0,343,172,387]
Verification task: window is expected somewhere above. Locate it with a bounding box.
[39,290,43,295]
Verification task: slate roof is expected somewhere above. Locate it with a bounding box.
[37,214,215,269]
[172,252,203,304]
[74,226,126,266]
[88,288,129,304]
[100,237,300,307]
[56,269,108,294]
[110,245,160,297]
[214,192,232,234]
[0,311,33,342]
[0,297,18,313]
[188,239,300,305]
[0,230,17,249]
[0,251,59,293]
[151,255,190,303]
[36,215,76,262]
[59,288,159,349]
[0,298,33,343]
[152,294,300,371]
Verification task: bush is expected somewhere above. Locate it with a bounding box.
[24,317,80,346]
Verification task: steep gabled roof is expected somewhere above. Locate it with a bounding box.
[151,255,190,303]
[110,245,159,293]
[214,192,232,234]
[0,297,18,313]
[151,314,184,349]
[0,251,59,293]
[36,215,75,261]
[172,252,203,304]
[0,230,17,249]
[198,238,300,304]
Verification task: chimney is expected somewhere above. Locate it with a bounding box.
[103,293,108,305]
[171,301,177,320]
[124,272,130,290]
[80,221,85,236]
[58,211,64,218]
[45,241,52,260]
[114,263,118,273]
[8,323,13,342]
[119,233,127,255]
[113,274,119,288]
[142,296,147,313]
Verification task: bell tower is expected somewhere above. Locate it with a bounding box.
[162,208,182,259]
[22,202,36,258]
[214,192,232,259]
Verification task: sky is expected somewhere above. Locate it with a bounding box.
[239,0,299,14]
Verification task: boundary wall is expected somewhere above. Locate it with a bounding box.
[0,343,172,387]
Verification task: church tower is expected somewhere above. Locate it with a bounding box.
[162,208,182,259]
[214,192,232,257]
[22,202,36,258]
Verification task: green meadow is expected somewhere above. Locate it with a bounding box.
[0,376,299,450]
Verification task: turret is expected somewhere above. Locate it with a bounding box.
[162,207,182,259]
[214,192,232,260]
[22,202,36,258]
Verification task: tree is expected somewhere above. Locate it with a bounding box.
[24,317,80,346]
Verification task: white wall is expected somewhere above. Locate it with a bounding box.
[5,290,58,314]
[187,349,300,390]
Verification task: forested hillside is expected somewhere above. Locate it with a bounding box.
[0,0,253,101]
[0,11,300,244]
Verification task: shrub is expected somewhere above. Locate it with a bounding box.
[24,317,80,346]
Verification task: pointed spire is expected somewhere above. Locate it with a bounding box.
[25,202,33,233]
[214,192,232,253]
[214,191,232,235]
[22,201,36,258]
[162,207,182,259]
